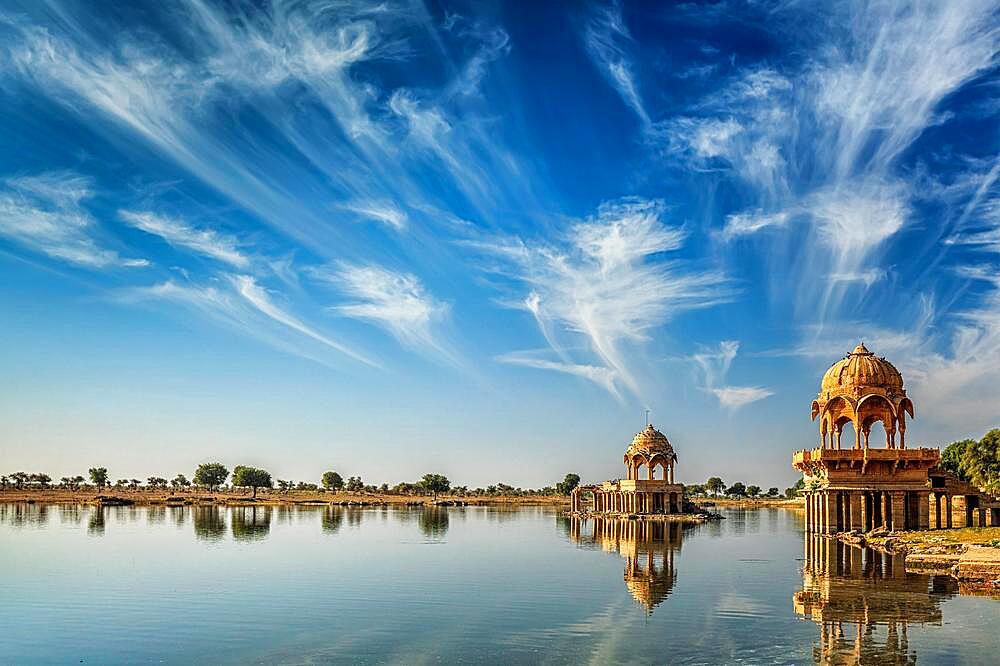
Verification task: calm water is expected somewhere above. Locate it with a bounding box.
[2,503,999,665]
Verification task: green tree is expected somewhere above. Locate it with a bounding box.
[322,471,344,491]
[193,462,229,490]
[941,439,975,480]
[785,478,805,498]
[147,477,168,489]
[706,477,725,497]
[726,482,747,497]
[766,487,780,498]
[171,474,190,489]
[419,473,451,498]
[746,485,761,498]
[962,429,1000,493]
[345,476,364,492]
[232,466,273,498]
[556,473,581,495]
[88,467,109,488]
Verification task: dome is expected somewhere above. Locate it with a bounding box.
[820,342,904,394]
[626,424,677,461]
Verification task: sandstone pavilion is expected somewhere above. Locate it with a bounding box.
[794,342,1000,533]
[570,424,686,516]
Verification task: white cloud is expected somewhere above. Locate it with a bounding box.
[718,210,789,241]
[808,181,908,271]
[0,172,147,269]
[323,263,453,361]
[341,200,407,231]
[829,268,887,288]
[472,198,731,398]
[692,340,773,411]
[497,352,621,400]
[710,386,774,410]
[119,275,377,369]
[584,1,650,127]
[119,210,249,268]
[231,274,377,367]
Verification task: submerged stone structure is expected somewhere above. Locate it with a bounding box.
[570,424,686,516]
[794,343,1000,533]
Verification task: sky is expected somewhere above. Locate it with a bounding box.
[1,0,998,489]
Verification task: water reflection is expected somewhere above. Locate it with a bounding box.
[87,507,106,536]
[230,506,272,542]
[0,502,50,527]
[192,506,227,542]
[321,506,344,534]
[569,517,684,614]
[418,507,450,540]
[795,536,959,664]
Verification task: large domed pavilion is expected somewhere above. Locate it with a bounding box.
[810,342,915,450]
[794,343,940,534]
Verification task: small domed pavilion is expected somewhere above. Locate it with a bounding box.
[570,424,685,516]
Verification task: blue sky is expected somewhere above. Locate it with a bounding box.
[1,0,998,488]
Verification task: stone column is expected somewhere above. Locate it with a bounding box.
[882,493,892,529]
[806,493,814,532]
[890,492,906,531]
[946,495,953,528]
[917,491,930,530]
[823,492,835,534]
[860,492,871,532]
[953,495,968,527]
[849,492,863,531]
[934,494,942,529]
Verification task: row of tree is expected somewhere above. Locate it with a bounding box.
[685,477,790,499]
[2,466,586,499]
[937,429,1000,493]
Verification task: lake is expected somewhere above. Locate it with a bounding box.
[2,503,998,664]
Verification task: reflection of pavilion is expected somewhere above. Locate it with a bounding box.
[569,517,684,614]
[794,536,957,664]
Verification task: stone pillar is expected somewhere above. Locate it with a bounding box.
[917,491,930,530]
[881,493,891,529]
[890,492,906,531]
[849,492,863,531]
[946,495,953,528]
[823,492,835,534]
[804,493,811,531]
[860,492,871,532]
[934,494,942,530]
[952,495,967,528]
[978,507,987,528]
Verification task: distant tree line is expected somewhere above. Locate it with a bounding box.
[1,464,586,498]
[685,476,793,500]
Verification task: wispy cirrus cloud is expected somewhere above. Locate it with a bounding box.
[496,351,621,400]
[662,1,998,320]
[316,262,454,362]
[471,198,731,399]
[340,200,408,232]
[584,1,650,128]
[119,210,249,268]
[691,340,773,411]
[118,273,377,369]
[0,171,147,269]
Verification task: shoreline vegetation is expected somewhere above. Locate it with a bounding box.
[0,487,571,507]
